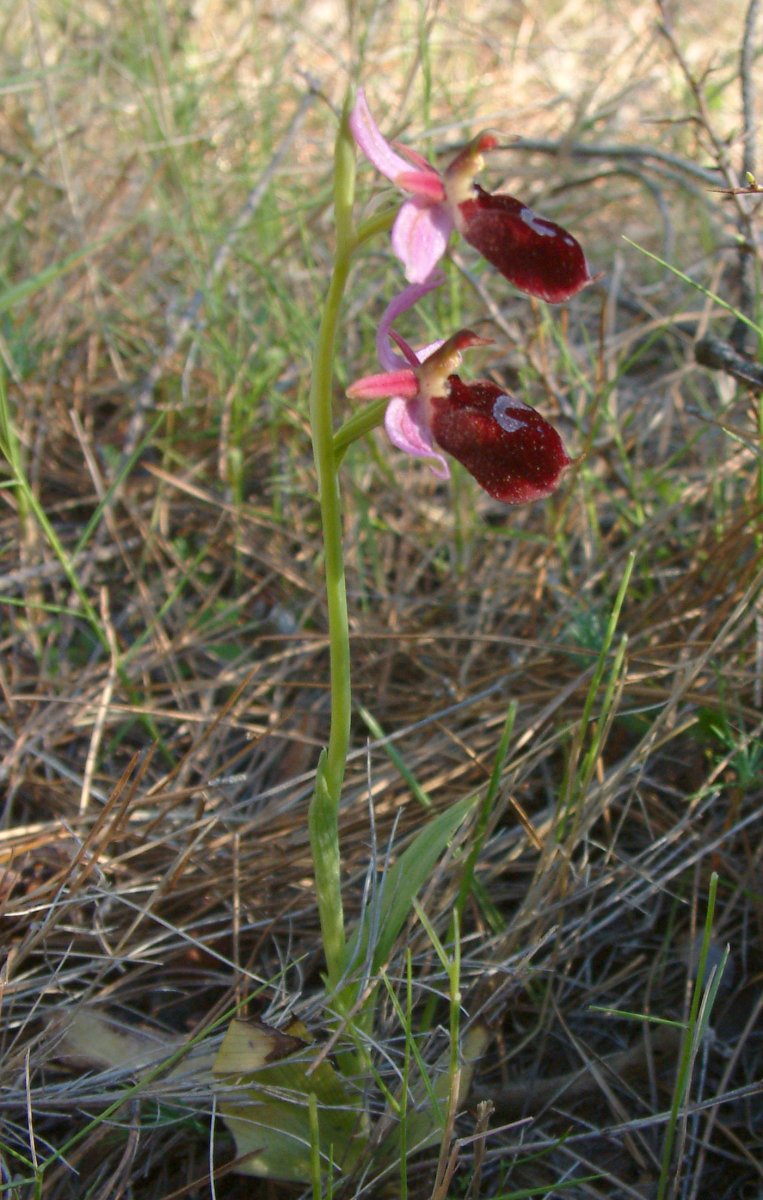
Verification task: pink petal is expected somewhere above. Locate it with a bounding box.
[391,142,438,173]
[457,186,592,303]
[389,329,422,368]
[350,89,427,185]
[429,377,572,503]
[391,199,454,284]
[376,274,445,370]
[385,396,450,479]
[395,170,446,202]
[346,368,419,401]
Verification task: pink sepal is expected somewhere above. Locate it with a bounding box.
[349,89,414,184]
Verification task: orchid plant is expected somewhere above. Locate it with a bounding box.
[347,274,573,503]
[309,88,592,1000]
[216,85,594,1184]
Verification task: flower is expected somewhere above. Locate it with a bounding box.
[350,88,593,301]
[347,282,573,504]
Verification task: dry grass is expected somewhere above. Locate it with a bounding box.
[1,0,762,1196]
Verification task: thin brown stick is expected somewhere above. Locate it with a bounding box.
[502,135,723,187]
[740,0,760,184]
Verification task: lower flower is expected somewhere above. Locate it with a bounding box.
[347,305,573,505]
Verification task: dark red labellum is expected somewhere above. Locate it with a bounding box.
[458,186,591,303]
[429,376,572,504]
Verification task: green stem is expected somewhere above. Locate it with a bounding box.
[307,92,357,991]
[311,251,353,802]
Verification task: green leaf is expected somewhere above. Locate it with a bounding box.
[344,794,476,979]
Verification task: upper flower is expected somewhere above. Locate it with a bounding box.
[350,88,593,301]
[346,281,573,504]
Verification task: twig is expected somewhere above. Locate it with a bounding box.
[464,1101,494,1200]
[0,538,143,592]
[735,0,760,348]
[695,335,763,391]
[740,0,760,185]
[656,2,743,200]
[502,136,723,187]
[657,0,762,356]
[79,587,118,815]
